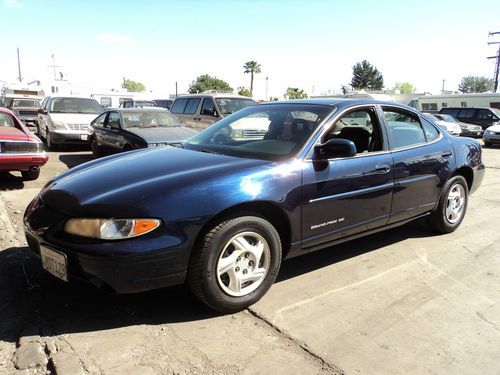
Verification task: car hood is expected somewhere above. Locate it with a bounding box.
[126,126,198,143]
[49,113,100,124]
[0,126,29,141]
[486,124,500,132]
[41,147,270,216]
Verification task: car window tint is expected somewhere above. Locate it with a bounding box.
[201,98,216,116]
[323,108,383,154]
[108,112,121,127]
[184,98,201,115]
[0,113,15,127]
[421,118,440,141]
[94,113,107,127]
[383,109,426,149]
[440,108,460,117]
[458,109,475,118]
[170,98,188,114]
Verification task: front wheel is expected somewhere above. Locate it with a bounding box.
[188,216,282,313]
[21,169,40,181]
[45,130,58,151]
[91,138,102,158]
[427,175,468,234]
[484,141,491,148]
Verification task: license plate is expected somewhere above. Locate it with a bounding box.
[40,246,68,282]
[80,134,88,141]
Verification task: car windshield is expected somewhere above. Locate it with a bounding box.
[12,99,40,108]
[121,111,182,128]
[50,98,103,114]
[0,113,15,127]
[215,98,256,115]
[184,104,333,161]
[492,108,500,118]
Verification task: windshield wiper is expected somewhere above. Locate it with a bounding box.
[199,148,223,155]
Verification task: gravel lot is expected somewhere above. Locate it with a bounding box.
[1,141,499,374]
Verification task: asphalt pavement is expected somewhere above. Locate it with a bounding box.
[0,142,499,374]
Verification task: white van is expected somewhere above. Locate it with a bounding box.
[37,96,103,149]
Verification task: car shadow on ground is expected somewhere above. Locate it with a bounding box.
[58,153,93,169]
[0,219,437,343]
[0,171,25,191]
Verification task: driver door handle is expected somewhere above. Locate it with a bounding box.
[375,163,391,173]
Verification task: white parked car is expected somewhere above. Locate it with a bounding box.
[37,96,103,149]
[423,113,461,136]
[483,124,500,147]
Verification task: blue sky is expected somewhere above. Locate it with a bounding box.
[1,0,499,98]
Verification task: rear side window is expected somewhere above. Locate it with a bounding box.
[383,108,426,149]
[440,108,460,117]
[184,98,201,115]
[457,109,476,118]
[170,98,188,114]
[421,118,440,141]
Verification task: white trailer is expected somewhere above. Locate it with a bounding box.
[417,93,500,113]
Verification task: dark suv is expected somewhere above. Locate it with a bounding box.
[439,107,500,130]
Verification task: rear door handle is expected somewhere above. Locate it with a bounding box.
[442,151,453,158]
[375,163,391,173]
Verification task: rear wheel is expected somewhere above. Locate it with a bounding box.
[427,175,468,234]
[188,216,282,313]
[46,130,58,151]
[21,169,40,181]
[483,141,491,148]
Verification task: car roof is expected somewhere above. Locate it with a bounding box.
[260,98,417,111]
[174,93,254,100]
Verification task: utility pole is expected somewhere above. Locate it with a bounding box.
[17,47,22,82]
[488,31,500,92]
[441,79,446,94]
[47,54,62,81]
[265,76,268,101]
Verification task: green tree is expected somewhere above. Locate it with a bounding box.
[243,60,261,96]
[284,87,308,99]
[188,74,233,94]
[237,86,252,97]
[121,78,146,92]
[393,82,416,94]
[458,75,493,93]
[351,60,384,90]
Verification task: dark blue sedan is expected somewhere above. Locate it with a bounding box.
[24,99,485,313]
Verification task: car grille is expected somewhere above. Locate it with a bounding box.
[18,110,38,116]
[0,141,43,153]
[66,124,90,131]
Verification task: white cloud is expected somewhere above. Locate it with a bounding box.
[4,0,22,7]
[95,33,133,43]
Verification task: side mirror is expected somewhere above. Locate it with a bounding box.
[314,138,357,159]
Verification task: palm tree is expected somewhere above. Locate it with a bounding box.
[243,61,261,96]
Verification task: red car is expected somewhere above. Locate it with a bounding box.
[0,107,48,180]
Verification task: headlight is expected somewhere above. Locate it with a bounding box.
[64,218,161,240]
[51,121,66,130]
[485,130,493,135]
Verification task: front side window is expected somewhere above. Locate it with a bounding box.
[478,109,497,120]
[201,98,216,116]
[49,98,103,114]
[107,112,121,128]
[184,104,332,161]
[383,108,426,149]
[323,108,383,154]
[170,98,188,114]
[458,109,475,118]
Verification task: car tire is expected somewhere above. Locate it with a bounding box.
[91,138,102,158]
[21,169,40,181]
[46,130,58,151]
[188,216,282,313]
[484,141,491,148]
[427,175,468,234]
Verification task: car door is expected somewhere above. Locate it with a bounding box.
[198,98,220,129]
[101,111,126,152]
[301,106,394,248]
[381,106,454,224]
[91,112,108,150]
[37,97,50,138]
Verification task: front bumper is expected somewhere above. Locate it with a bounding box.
[483,132,500,144]
[50,130,90,145]
[23,197,191,293]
